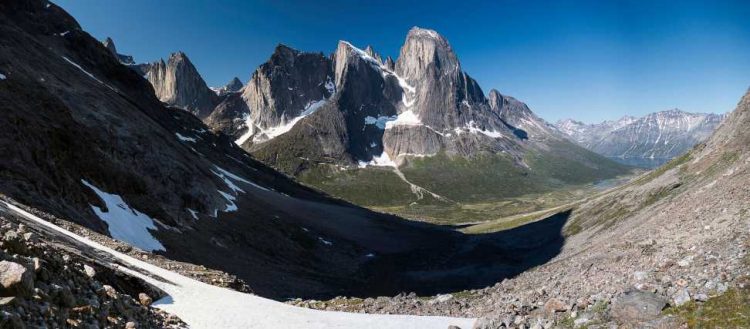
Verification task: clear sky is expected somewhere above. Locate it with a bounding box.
[55,0,750,123]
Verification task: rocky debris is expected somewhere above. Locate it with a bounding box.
[610,290,667,323]
[83,264,96,278]
[0,214,187,328]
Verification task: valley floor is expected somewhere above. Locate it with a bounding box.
[289,151,750,328]
[370,174,636,227]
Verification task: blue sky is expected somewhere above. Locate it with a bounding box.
[55,0,750,123]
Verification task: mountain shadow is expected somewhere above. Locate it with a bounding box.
[337,210,571,299]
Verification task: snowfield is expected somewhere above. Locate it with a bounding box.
[3,201,476,329]
[80,180,165,252]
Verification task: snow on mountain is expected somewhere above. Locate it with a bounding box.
[80,180,165,252]
[211,77,243,96]
[555,109,725,167]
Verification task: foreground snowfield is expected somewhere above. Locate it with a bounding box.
[4,202,476,329]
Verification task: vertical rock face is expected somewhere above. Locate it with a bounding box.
[394,27,486,130]
[331,41,403,160]
[101,37,134,65]
[555,109,725,167]
[222,45,335,145]
[143,52,218,118]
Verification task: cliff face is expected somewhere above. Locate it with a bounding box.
[206,45,335,146]
[143,52,219,118]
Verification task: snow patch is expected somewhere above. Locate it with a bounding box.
[212,165,271,194]
[175,133,196,143]
[324,76,335,95]
[318,237,333,246]
[364,115,396,129]
[187,209,199,220]
[61,56,118,92]
[80,180,165,252]
[384,110,422,129]
[358,151,397,168]
[217,190,238,212]
[454,121,504,139]
[236,99,327,145]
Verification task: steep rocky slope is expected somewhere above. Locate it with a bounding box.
[305,89,750,328]
[557,109,725,168]
[206,28,631,208]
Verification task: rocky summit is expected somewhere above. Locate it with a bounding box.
[140,51,220,118]
[197,27,632,208]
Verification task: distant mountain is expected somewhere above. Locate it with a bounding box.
[556,109,725,168]
[211,77,243,96]
[204,27,631,206]
[139,52,220,118]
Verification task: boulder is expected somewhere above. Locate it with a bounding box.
[138,292,153,306]
[543,297,568,313]
[83,264,96,278]
[672,289,691,306]
[611,290,667,323]
[0,261,33,297]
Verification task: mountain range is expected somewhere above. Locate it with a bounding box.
[556,109,725,168]
[136,28,632,209]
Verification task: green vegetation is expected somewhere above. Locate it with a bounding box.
[461,206,573,234]
[298,165,417,206]
[665,287,750,328]
[634,152,692,185]
[563,196,633,235]
[293,150,635,225]
[401,152,543,202]
[375,188,589,225]
[701,151,740,179]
